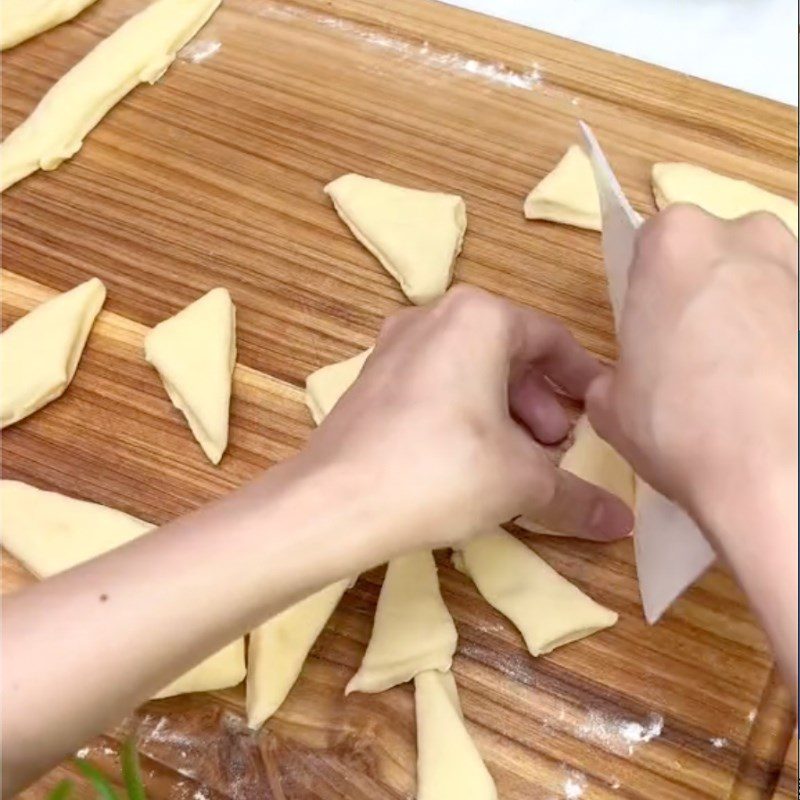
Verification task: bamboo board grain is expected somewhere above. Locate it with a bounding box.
[1,0,797,797]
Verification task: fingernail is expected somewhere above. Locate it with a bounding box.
[592,499,635,540]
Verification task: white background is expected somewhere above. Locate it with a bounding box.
[440,0,798,106]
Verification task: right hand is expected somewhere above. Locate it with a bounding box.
[587,204,797,525]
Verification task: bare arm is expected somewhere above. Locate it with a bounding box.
[587,205,798,692]
[2,287,632,796]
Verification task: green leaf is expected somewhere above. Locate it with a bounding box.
[120,737,147,800]
[47,779,73,800]
[74,759,119,800]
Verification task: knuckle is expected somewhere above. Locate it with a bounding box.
[440,284,506,329]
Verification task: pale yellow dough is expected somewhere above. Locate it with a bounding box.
[145,288,236,464]
[304,347,372,425]
[325,174,466,305]
[453,528,617,655]
[0,0,221,192]
[652,162,798,237]
[523,145,601,231]
[0,277,105,428]
[246,578,351,728]
[1,0,100,50]
[346,550,457,695]
[414,671,497,800]
[0,480,246,697]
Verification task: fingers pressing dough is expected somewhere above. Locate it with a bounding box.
[145,288,236,465]
[414,671,497,800]
[0,0,221,191]
[325,174,466,305]
[305,347,372,424]
[523,145,601,231]
[246,578,351,728]
[1,277,105,428]
[453,528,617,655]
[0,480,246,697]
[652,162,798,237]
[346,550,457,695]
[1,0,100,50]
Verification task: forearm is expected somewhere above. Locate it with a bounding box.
[2,451,401,796]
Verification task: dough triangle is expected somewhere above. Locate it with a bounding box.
[305,347,372,424]
[414,671,497,800]
[453,528,617,655]
[325,174,466,305]
[523,145,601,231]
[652,162,798,237]
[0,480,246,697]
[346,550,457,695]
[145,288,236,464]
[246,578,350,728]
[1,277,105,428]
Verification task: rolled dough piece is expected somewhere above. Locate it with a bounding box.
[453,528,617,655]
[652,162,798,237]
[145,288,236,464]
[0,0,221,192]
[346,550,457,695]
[0,480,246,697]
[1,0,100,51]
[1,277,105,428]
[246,578,351,728]
[523,145,601,231]
[414,670,497,800]
[325,174,466,305]
[305,347,372,425]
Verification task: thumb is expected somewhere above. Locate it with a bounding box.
[521,465,634,541]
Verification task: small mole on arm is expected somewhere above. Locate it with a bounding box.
[99,593,109,602]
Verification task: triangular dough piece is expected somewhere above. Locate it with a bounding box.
[246,578,350,728]
[346,550,457,695]
[414,671,497,800]
[325,174,466,305]
[1,277,106,429]
[453,528,617,655]
[652,163,798,237]
[0,480,246,696]
[523,145,601,231]
[1,0,221,191]
[2,0,100,51]
[305,347,372,425]
[145,288,236,464]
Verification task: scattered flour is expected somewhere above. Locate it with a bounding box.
[710,737,728,748]
[180,40,221,63]
[193,790,209,800]
[75,747,90,759]
[748,708,757,722]
[563,772,586,799]
[578,709,664,756]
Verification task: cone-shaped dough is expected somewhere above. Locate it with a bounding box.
[145,288,236,464]
[1,0,99,51]
[246,578,350,728]
[325,174,466,304]
[0,480,246,696]
[414,671,497,800]
[652,162,797,237]
[523,145,601,231]
[1,277,105,428]
[305,347,371,425]
[0,0,221,191]
[453,528,617,655]
[346,550,457,695]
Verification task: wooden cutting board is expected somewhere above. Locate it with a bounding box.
[2,0,797,797]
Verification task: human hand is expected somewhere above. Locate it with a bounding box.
[304,285,634,551]
[586,204,797,525]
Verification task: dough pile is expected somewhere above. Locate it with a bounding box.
[523,145,601,231]
[1,0,100,50]
[652,162,798,236]
[346,549,457,695]
[1,277,105,428]
[0,0,221,191]
[0,480,246,697]
[453,528,617,655]
[145,288,236,464]
[325,174,467,304]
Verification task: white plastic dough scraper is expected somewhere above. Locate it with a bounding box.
[578,121,716,624]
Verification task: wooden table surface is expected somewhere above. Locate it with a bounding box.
[2,0,797,797]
